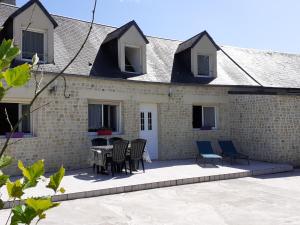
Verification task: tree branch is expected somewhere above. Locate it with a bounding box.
[0,0,98,158]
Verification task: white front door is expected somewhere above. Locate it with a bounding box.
[139,103,158,160]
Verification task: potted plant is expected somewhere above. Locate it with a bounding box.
[97,127,112,136]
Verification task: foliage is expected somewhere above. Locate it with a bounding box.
[0,39,65,224]
[0,39,31,102]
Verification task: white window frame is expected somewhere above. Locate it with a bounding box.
[0,103,33,138]
[88,101,122,135]
[202,106,217,130]
[21,28,47,63]
[124,44,142,74]
[195,54,213,77]
[193,105,218,130]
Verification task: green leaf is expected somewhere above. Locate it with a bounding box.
[0,39,20,70]
[0,39,13,59]
[0,155,13,169]
[18,160,45,188]
[59,187,66,194]
[11,205,37,225]
[47,166,65,193]
[0,86,4,101]
[6,179,24,199]
[2,64,31,87]
[0,173,9,188]
[26,198,59,214]
[0,199,4,209]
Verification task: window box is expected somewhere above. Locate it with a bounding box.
[97,129,112,136]
[6,132,24,138]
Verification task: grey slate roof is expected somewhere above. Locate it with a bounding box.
[0,3,299,89]
[176,31,220,54]
[103,20,149,44]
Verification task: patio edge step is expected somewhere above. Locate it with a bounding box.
[2,164,293,209]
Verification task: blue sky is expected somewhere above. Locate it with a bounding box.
[17,0,300,54]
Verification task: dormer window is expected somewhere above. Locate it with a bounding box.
[102,20,149,75]
[125,46,141,73]
[197,55,210,76]
[175,31,220,78]
[22,30,45,62]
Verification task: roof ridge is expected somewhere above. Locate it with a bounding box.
[221,45,300,57]
[0,2,18,8]
[1,2,298,55]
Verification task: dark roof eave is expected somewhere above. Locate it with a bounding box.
[6,0,58,28]
[103,20,149,45]
[40,70,300,91]
[176,30,220,54]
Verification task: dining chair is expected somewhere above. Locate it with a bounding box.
[107,140,129,176]
[91,138,107,172]
[91,138,107,146]
[109,137,123,145]
[128,139,147,173]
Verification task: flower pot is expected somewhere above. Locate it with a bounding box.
[97,129,112,136]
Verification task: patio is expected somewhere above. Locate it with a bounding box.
[1,159,292,209]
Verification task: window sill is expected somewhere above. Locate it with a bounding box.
[88,132,123,137]
[0,134,36,139]
[193,128,218,131]
[194,75,213,78]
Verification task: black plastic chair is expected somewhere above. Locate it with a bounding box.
[91,138,107,172]
[107,140,129,176]
[109,137,123,145]
[128,139,147,174]
[91,138,107,146]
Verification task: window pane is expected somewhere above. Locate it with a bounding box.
[140,112,145,131]
[22,31,44,61]
[148,112,152,130]
[21,105,31,133]
[88,104,102,132]
[192,106,202,128]
[103,105,118,132]
[203,107,216,128]
[0,103,19,135]
[109,105,117,132]
[197,55,210,75]
[125,47,140,73]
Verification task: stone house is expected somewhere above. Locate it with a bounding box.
[0,0,299,174]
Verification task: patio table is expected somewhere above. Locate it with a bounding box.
[90,145,151,169]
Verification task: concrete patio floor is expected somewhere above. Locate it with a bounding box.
[1,169,300,225]
[1,159,292,208]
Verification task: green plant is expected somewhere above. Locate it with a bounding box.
[0,39,65,225]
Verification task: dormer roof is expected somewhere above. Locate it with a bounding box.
[103,20,149,45]
[2,0,58,28]
[176,30,220,54]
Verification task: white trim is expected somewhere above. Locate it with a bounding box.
[195,54,213,77]
[20,28,47,63]
[88,101,122,133]
[202,105,217,129]
[193,105,218,130]
[0,102,33,136]
[124,45,142,73]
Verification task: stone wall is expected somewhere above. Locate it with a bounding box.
[1,74,299,175]
[230,95,300,166]
[1,74,231,175]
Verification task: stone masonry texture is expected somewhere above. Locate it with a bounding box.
[1,74,299,175]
